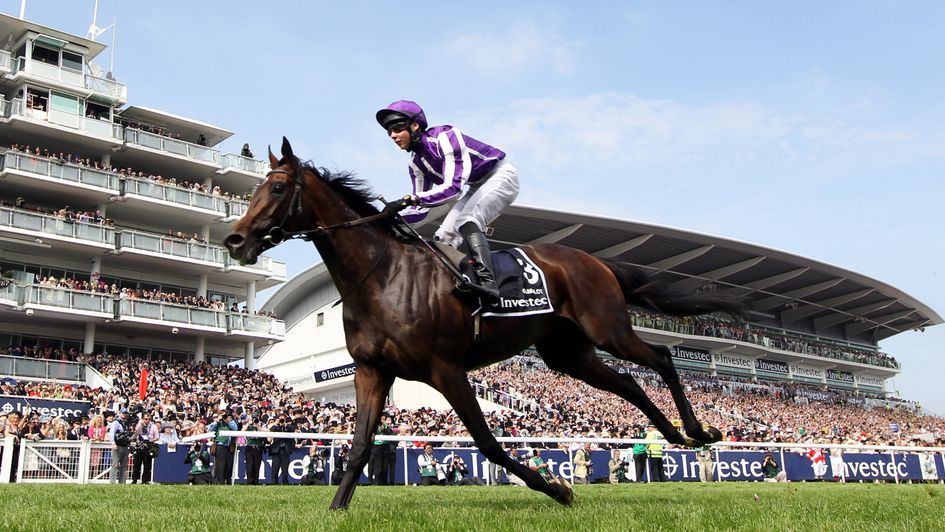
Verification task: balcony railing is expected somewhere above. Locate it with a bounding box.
[18,58,84,86]
[0,50,10,73]
[123,128,220,164]
[1,152,120,191]
[2,98,122,139]
[0,281,17,303]
[116,299,226,329]
[122,177,227,214]
[117,230,226,264]
[84,74,128,101]
[0,206,115,245]
[21,284,114,314]
[0,354,85,382]
[226,314,286,336]
[225,254,288,279]
[220,153,266,175]
[227,200,249,219]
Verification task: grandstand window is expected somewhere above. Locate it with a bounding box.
[61,50,83,72]
[316,312,324,327]
[31,43,59,65]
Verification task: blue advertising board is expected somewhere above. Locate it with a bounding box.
[0,394,91,419]
[150,445,943,484]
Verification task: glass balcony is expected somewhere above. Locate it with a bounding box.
[0,206,115,245]
[123,128,220,164]
[0,354,85,382]
[117,230,226,264]
[2,98,122,139]
[226,313,286,337]
[21,284,114,314]
[122,177,227,215]
[85,74,128,101]
[0,280,17,303]
[0,50,10,73]
[1,151,120,191]
[15,58,84,87]
[224,254,287,279]
[227,200,249,219]
[116,298,226,329]
[220,153,266,175]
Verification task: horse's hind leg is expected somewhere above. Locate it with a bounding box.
[535,328,693,446]
[430,367,573,505]
[597,329,720,444]
[329,365,393,510]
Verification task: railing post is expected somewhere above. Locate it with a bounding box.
[0,435,13,483]
[78,439,91,484]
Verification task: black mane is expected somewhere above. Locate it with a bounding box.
[298,160,398,234]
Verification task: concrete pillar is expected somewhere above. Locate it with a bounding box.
[194,336,205,363]
[244,342,255,370]
[245,280,257,314]
[83,322,96,355]
[197,274,208,298]
[200,224,210,242]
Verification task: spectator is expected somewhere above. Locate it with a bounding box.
[267,415,291,485]
[242,416,266,485]
[645,424,667,482]
[131,412,159,484]
[241,143,254,158]
[696,443,715,482]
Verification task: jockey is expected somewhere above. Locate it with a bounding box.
[376,100,520,301]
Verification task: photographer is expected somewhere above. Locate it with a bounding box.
[446,454,469,484]
[608,449,629,484]
[208,411,238,485]
[267,415,291,485]
[330,444,349,485]
[573,442,593,484]
[108,408,131,484]
[242,416,265,485]
[762,453,787,482]
[184,442,213,485]
[300,446,327,485]
[131,412,159,484]
[417,443,439,486]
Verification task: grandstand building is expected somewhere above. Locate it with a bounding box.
[257,204,941,406]
[0,12,286,383]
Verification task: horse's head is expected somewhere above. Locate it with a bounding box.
[224,137,306,264]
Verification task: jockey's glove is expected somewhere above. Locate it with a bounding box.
[383,195,418,214]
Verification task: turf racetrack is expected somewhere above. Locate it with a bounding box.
[1,483,942,531]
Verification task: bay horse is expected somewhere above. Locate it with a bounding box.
[225,138,745,509]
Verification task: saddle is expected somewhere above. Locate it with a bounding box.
[432,242,554,318]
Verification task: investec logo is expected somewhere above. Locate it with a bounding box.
[713,353,752,368]
[315,364,357,382]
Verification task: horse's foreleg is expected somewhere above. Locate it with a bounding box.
[329,365,392,510]
[431,369,573,505]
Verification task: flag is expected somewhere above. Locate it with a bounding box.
[138,368,149,401]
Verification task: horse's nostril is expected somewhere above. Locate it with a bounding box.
[223,233,244,251]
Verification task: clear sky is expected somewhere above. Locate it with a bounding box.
[5,1,943,413]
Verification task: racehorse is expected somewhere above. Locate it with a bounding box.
[224,138,746,509]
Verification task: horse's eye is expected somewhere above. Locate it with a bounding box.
[271,183,286,194]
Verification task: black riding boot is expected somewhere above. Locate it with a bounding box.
[459,222,501,302]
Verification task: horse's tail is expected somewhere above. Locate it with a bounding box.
[602,259,748,318]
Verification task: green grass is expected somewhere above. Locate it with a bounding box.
[0,483,942,531]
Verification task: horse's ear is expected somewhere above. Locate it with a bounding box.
[281,136,294,161]
[268,146,279,169]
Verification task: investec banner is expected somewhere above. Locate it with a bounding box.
[314,363,357,383]
[754,358,789,374]
[0,395,91,418]
[791,364,824,380]
[713,352,753,370]
[855,374,885,387]
[669,346,711,364]
[150,447,944,484]
[826,369,854,383]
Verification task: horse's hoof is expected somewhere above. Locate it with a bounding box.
[683,436,701,448]
[328,503,348,511]
[552,478,573,506]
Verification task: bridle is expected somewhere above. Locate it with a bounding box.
[259,164,395,305]
[261,166,394,246]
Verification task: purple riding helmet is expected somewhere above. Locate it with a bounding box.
[375,100,428,131]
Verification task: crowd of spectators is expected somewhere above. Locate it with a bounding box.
[629,309,899,369]
[0,195,115,227]
[1,349,941,453]
[6,143,252,202]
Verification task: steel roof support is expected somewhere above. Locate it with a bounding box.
[781,288,874,326]
[646,245,714,271]
[670,256,766,292]
[592,233,653,258]
[813,299,897,331]
[527,223,583,245]
[752,278,843,312]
